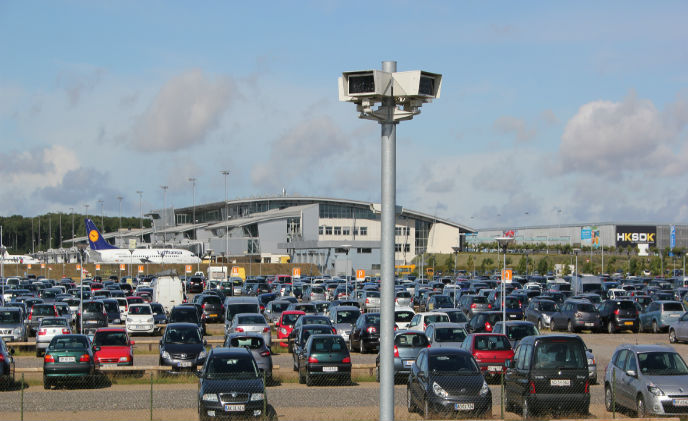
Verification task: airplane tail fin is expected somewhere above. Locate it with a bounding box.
[85,218,118,250]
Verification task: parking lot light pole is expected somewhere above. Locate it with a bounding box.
[496,236,514,326]
[339,60,441,421]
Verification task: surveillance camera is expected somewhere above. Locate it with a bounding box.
[392,71,442,99]
[339,70,392,102]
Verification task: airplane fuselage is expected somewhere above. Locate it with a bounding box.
[90,248,201,264]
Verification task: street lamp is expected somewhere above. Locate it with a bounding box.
[221,170,230,275]
[160,186,168,247]
[117,196,123,248]
[574,248,581,277]
[495,236,514,325]
[339,61,441,421]
[341,244,353,298]
[98,199,104,231]
[136,191,144,243]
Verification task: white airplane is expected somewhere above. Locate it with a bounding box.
[84,218,201,264]
[0,250,40,265]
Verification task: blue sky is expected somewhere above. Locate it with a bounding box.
[2,1,688,229]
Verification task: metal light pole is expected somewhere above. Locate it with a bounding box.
[221,170,230,274]
[339,61,441,421]
[136,191,144,243]
[496,236,514,325]
[98,199,104,231]
[160,186,168,247]
[117,196,123,248]
[189,178,198,271]
[1,226,5,303]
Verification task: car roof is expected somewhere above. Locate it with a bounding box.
[429,322,466,329]
[426,347,472,356]
[95,327,127,333]
[335,306,360,311]
[622,344,677,353]
[165,322,200,328]
[210,347,251,357]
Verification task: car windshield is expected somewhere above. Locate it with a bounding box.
[336,310,359,324]
[445,311,467,323]
[237,315,266,325]
[429,353,479,374]
[151,304,164,313]
[663,302,684,311]
[130,306,152,315]
[0,310,21,323]
[165,327,202,344]
[426,314,449,324]
[282,313,301,326]
[311,337,346,353]
[50,336,89,350]
[474,335,511,351]
[533,340,586,369]
[229,337,264,350]
[506,325,538,341]
[94,331,128,346]
[435,328,467,343]
[538,301,557,312]
[33,306,55,316]
[395,311,415,323]
[205,356,258,379]
[638,352,688,376]
[396,333,429,348]
[272,302,290,312]
[41,318,68,327]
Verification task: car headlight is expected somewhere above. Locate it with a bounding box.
[280,327,287,335]
[250,393,264,401]
[148,318,154,324]
[479,380,490,397]
[126,318,133,323]
[648,383,665,396]
[202,393,219,402]
[198,350,207,359]
[432,381,449,398]
[161,351,170,359]
[587,357,595,366]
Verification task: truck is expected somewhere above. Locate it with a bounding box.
[151,274,184,314]
[207,266,228,282]
[571,274,603,295]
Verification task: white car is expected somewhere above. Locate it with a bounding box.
[126,304,155,335]
[394,307,416,330]
[406,311,450,332]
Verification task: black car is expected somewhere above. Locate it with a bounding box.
[349,312,380,354]
[169,305,205,336]
[100,298,122,324]
[28,303,58,335]
[0,338,15,389]
[197,347,276,421]
[186,276,205,293]
[504,334,590,418]
[194,294,224,324]
[159,322,208,371]
[597,299,639,333]
[76,300,108,333]
[407,347,491,419]
[465,311,502,334]
[150,302,168,325]
[297,334,351,386]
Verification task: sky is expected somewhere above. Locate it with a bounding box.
[2,1,688,229]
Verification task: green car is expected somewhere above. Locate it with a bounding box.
[43,334,95,389]
[297,334,351,386]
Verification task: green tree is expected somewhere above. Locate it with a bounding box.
[537,257,549,275]
[629,257,639,276]
[562,263,571,276]
[480,257,494,274]
[606,256,617,275]
[444,255,455,273]
[466,255,475,274]
[516,256,527,274]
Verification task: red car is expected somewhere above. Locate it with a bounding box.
[92,328,135,367]
[275,310,305,348]
[126,296,146,306]
[461,333,514,382]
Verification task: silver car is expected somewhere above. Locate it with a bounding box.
[224,332,273,381]
[227,313,271,347]
[424,322,467,348]
[394,290,412,308]
[35,317,71,356]
[604,344,688,416]
[328,306,360,343]
[0,307,27,342]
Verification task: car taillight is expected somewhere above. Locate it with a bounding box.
[394,345,399,357]
[485,322,492,332]
[62,328,71,334]
[366,326,377,334]
[614,309,619,315]
[529,380,536,394]
[79,354,90,362]
[236,327,244,332]
[308,356,318,363]
[38,329,47,336]
[423,323,427,330]
[584,380,589,394]
[342,356,351,363]
[44,354,55,363]
[28,312,32,321]
[366,298,370,304]
[260,350,270,357]
[202,303,206,309]
[260,306,265,311]
[332,327,337,334]
[263,327,270,333]
[488,304,492,309]
[471,303,477,308]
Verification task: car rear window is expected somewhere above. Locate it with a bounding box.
[229,336,264,349]
[396,333,429,348]
[202,296,222,305]
[303,327,333,341]
[336,310,360,324]
[281,313,302,326]
[396,291,411,298]
[474,335,511,351]
[40,318,68,327]
[311,287,324,294]
[295,304,316,312]
[366,291,380,298]
[471,296,487,304]
[426,314,450,324]
[229,304,259,315]
[237,315,266,325]
[33,305,55,316]
[302,317,330,325]
[445,311,467,323]
[506,324,538,341]
[615,301,636,310]
[50,336,89,350]
[103,301,119,313]
[533,339,586,369]
[395,311,415,323]
[663,302,684,311]
[0,310,21,323]
[435,328,467,343]
[94,331,128,346]
[365,314,381,325]
[575,303,597,312]
[311,336,346,353]
[271,302,290,312]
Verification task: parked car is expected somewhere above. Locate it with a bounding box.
[492,321,539,348]
[276,310,305,348]
[598,299,640,333]
[504,334,590,418]
[170,304,206,336]
[524,298,558,330]
[125,303,155,336]
[28,303,59,335]
[395,290,413,308]
[461,333,514,382]
[159,322,208,371]
[498,296,525,320]
[0,307,27,342]
[376,330,429,382]
[296,334,351,386]
[394,308,416,330]
[407,312,450,332]
[100,298,122,325]
[224,332,273,381]
[425,322,467,348]
[291,324,338,368]
[465,311,503,334]
[36,317,71,357]
[186,276,204,293]
[0,338,15,388]
[43,334,95,389]
[407,347,492,419]
[442,308,468,324]
[604,344,688,417]
[459,295,492,318]
[264,300,291,324]
[194,294,224,324]
[76,300,109,334]
[639,300,684,333]
[227,313,271,347]
[285,302,317,315]
[196,347,276,421]
[359,290,381,313]
[550,299,601,333]
[669,311,688,343]
[328,305,360,344]
[349,312,381,354]
[150,302,168,328]
[425,295,454,312]
[92,328,134,367]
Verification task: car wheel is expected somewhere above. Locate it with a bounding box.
[605,384,614,412]
[652,320,659,334]
[305,372,313,387]
[423,398,433,420]
[359,340,366,354]
[298,372,305,384]
[522,397,531,419]
[376,365,380,382]
[636,394,646,418]
[567,320,575,333]
[406,387,418,413]
[43,377,51,390]
[607,321,616,334]
[505,391,515,413]
[670,329,678,343]
[265,405,278,421]
[348,338,353,352]
[293,356,298,372]
[36,349,42,357]
[537,318,545,331]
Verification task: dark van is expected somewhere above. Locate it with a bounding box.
[504,334,589,418]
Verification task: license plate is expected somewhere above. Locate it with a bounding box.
[455,403,474,411]
[179,361,193,367]
[551,379,570,386]
[624,321,634,325]
[322,366,338,372]
[209,314,217,318]
[488,365,502,372]
[2,336,13,342]
[59,356,76,363]
[673,399,688,407]
[585,322,594,327]
[224,404,245,412]
[100,363,117,367]
[403,360,414,367]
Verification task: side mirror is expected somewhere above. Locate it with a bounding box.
[130,340,136,345]
[587,348,592,353]
[626,369,637,378]
[159,340,163,345]
[505,359,512,368]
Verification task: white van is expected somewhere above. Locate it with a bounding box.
[151,275,184,314]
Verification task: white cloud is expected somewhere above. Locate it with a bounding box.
[129,69,237,152]
[493,116,536,142]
